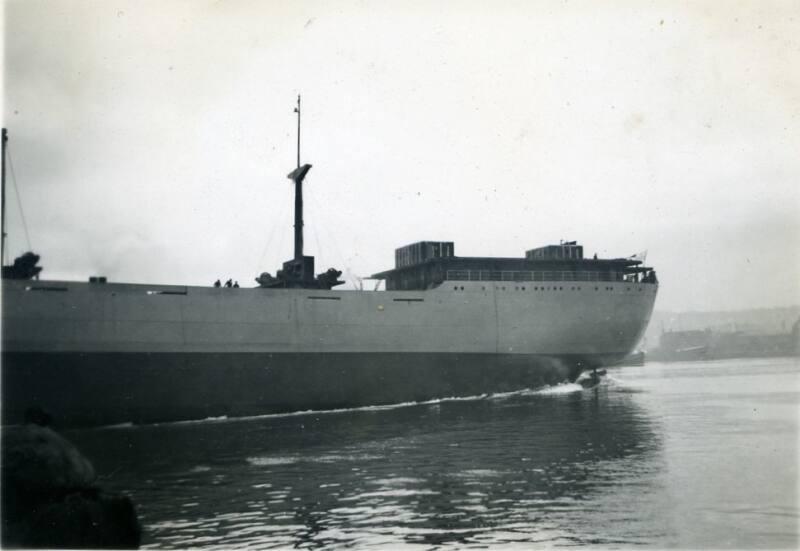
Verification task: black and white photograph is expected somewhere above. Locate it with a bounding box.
[1,1,798,548]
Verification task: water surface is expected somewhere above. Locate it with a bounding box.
[68,357,799,548]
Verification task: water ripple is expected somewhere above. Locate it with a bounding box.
[67,358,799,549]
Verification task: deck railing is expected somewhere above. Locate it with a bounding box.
[444,269,626,282]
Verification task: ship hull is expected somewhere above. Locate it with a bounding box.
[1,351,596,427]
[2,278,657,427]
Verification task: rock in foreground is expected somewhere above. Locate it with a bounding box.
[2,424,141,548]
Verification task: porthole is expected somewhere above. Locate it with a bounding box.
[521,286,526,291]
[460,286,465,291]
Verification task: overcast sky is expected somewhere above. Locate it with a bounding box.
[3,0,798,312]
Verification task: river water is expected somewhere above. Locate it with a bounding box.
[66,357,799,549]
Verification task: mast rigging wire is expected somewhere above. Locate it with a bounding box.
[254,180,291,274]
[6,143,33,256]
[307,189,346,269]
[308,198,323,267]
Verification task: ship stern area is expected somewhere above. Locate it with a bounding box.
[527,353,618,386]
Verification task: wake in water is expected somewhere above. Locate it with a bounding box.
[532,381,585,395]
[94,377,621,431]
[603,374,648,393]
[528,373,650,395]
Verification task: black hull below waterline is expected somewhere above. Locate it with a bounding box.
[0,351,614,428]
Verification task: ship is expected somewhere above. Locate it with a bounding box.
[1,105,659,428]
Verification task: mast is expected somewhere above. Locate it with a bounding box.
[2,128,7,266]
[296,94,301,169]
[285,94,312,281]
[292,95,304,261]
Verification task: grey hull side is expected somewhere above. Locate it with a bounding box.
[1,351,595,428]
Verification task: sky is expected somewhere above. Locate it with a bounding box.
[2,0,798,312]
